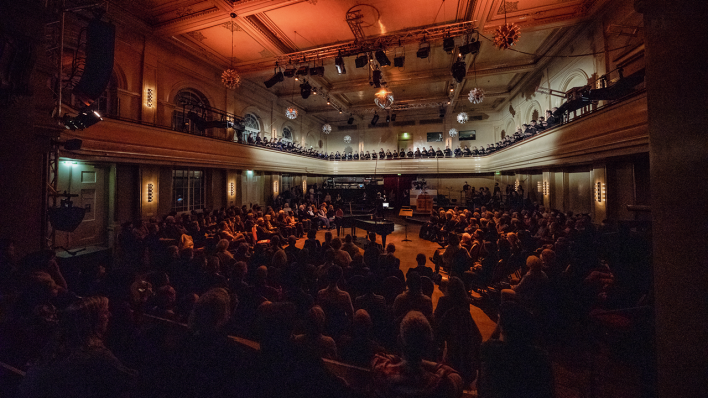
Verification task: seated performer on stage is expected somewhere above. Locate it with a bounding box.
[379,148,385,159]
[428,146,436,158]
[386,149,393,159]
[436,147,444,157]
[365,151,371,160]
[400,148,406,158]
[371,151,378,160]
[454,145,463,157]
[420,147,427,157]
[444,146,453,157]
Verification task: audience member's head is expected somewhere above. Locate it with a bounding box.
[399,311,433,364]
[415,253,426,266]
[406,271,422,294]
[498,301,536,346]
[188,288,231,333]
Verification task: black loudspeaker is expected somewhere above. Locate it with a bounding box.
[48,205,86,232]
[73,19,115,107]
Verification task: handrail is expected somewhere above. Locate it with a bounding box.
[102,88,646,163]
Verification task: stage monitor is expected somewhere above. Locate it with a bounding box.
[459,130,476,141]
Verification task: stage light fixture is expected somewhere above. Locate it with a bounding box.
[309,66,325,76]
[375,49,390,67]
[451,58,467,83]
[443,36,456,53]
[355,54,368,68]
[391,113,397,121]
[312,87,318,95]
[300,81,312,99]
[63,139,83,151]
[347,115,354,124]
[264,70,284,88]
[283,68,296,78]
[296,66,309,78]
[326,98,331,105]
[371,113,379,126]
[393,55,405,68]
[439,107,446,118]
[459,40,481,56]
[335,53,346,74]
[372,69,382,88]
[417,42,430,58]
[385,114,390,123]
[63,110,103,130]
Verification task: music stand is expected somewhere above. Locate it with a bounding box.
[399,207,414,242]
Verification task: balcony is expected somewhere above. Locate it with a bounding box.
[61,91,647,174]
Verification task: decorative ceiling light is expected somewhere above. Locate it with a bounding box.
[457,112,469,124]
[468,88,485,104]
[493,23,521,50]
[322,123,332,134]
[344,135,352,143]
[374,88,394,109]
[449,128,458,137]
[286,107,298,120]
[222,13,241,89]
[222,69,241,89]
[494,2,520,50]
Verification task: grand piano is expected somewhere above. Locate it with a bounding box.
[339,214,395,247]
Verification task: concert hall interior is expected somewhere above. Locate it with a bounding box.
[1,0,706,397]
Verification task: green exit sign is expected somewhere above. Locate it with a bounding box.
[495,171,501,175]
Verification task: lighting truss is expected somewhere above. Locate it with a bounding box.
[236,21,477,73]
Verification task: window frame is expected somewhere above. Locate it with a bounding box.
[172,168,205,213]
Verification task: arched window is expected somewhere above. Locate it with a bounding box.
[282,126,293,142]
[239,113,260,142]
[172,89,210,135]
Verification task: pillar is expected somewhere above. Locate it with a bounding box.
[636,0,708,396]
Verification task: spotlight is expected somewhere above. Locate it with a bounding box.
[326,98,331,105]
[459,40,481,56]
[355,54,368,68]
[63,110,103,130]
[296,66,309,78]
[371,113,379,126]
[451,58,466,83]
[264,71,284,88]
[375,49,390,67]
[443,36,456,53]
[283,68,296,78]
[347,115,354,124]
[391,113,397,121]
[309,66,325,76]
[335,53,346,74]
[417,42,430,58]
[63,139,83,150]
[312,87,318,95]
[372,69,382,88]
[300,81,312,99]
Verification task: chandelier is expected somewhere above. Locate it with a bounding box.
[449,128,458,137]
[221,69,241,89]
[374,88,394,109]
[286,107,298,120]
[493,23,521,50]
[457,112,469,124]
[468,88,485,104]
[222,14,241,89]
[322,124,332,134]
[344,135,351,143]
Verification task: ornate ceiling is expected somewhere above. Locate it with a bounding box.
[108,0,610,120]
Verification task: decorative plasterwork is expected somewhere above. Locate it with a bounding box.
[154,7,220,28]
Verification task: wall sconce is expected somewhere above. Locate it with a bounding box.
[146,88,154,108]
[229,182,235,197]
[147,183,154,202]
[537,181,542,193]
[595,182,606,203]
[514,179,520,192]
[543,181,549,196]
[303,179,307,193]
[273,180,279,195]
